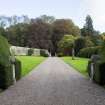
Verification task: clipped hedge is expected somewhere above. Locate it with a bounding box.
[40,49,49,57]
[0,65,13,89]
[0,35,11,66]
[57,52,64,57]
[78,46,101,58]
[0,35,14,89]
[15,59,22,81]
[87,60,105,85]
[27,48,34,56]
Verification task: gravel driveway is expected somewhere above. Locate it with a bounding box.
[0,57,105,105]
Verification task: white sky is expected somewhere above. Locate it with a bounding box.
[89,0,105,32]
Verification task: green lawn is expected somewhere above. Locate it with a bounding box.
[62,57,89,76]
[16,56,46,76]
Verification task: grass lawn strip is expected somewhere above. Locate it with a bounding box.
[16,56,46,76]
[62,57,89,76]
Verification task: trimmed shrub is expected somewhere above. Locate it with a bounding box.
[87,61,105,85]
[15,59,22,81]
[0,35,13,89]
[78,46,101,58]
[0,64,13,89]
[87,55,101,78]
[0,35,11,66]
[87,60,91,77]
[57,53,64,57]
[27,48,34,56]
[40,49,49,57]
[99,63,105,85]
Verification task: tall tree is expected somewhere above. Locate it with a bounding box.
[6,23,29,46]
[39,15,55,24]
[58,35,75,56]
[27,19,52,50]
[81,15,94,37]
[51,19,80,55]
[0,27,7,37]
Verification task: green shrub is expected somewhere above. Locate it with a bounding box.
[15,59,22,81]
[0,35,13,89]
[100,40,105,62]
[87,61,105,85]
[27,48,34,56]
[99,62,105,85]
[0,64,13,89]
[57,53,64,57]
[87,60,91,77]
[74,37,94,56]
[78,46,101,58]
[85,37,95,47]
[58,35,75,56]
[74,37,86,55]
[40,49,49,57]
[0,35,11,66]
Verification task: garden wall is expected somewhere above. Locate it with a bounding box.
[10,46,49,56]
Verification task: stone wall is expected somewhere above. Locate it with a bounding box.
[10,46,49,56]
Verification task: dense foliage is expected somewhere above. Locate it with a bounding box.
[0,35,13,89]
[40,49,49,57]
[74,37,86,55]
[0,15,81,55]
[15,59,22,81]
[58,35,75,56]
[0,14,104,57]
[0,35,22,89]
[0,35,11,66]
[27,48,34,56]
[88,60,105,85]
[78,46,101,58]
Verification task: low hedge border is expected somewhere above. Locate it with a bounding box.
[87,60,105,85]
[15,59,22,81]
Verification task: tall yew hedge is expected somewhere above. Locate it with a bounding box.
[0,35,13,89]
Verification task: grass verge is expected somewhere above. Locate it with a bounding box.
[16,56,46,76]
[61,56,89,76]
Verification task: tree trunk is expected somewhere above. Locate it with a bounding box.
[72,48,75,60]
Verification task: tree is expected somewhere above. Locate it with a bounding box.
[2,15,81,56]
[39,15,55,24]
[58,35,75,56]
[0,27,7,37]
[81,15,94,37]
[74,37,86,55]
[52,19,80,55]
[100,39,105,62]
[85,15,94,36]
[27,19,52,50]
[6,23,29,46]
[74,37,94,56]
[0,16,6,28]
[85,37,94,47]
[22,15,30,23]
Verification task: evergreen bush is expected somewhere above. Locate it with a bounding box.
[0,35,13,89]
[15,59,22,81]
[27,48,34,56]
[40,49,49,57]
[87,61,105,85]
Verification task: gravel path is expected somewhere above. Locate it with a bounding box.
[0,57,105,105]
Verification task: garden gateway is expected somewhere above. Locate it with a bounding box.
[0,7,105,105]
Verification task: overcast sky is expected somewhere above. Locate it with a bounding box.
[0,0,104,32]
